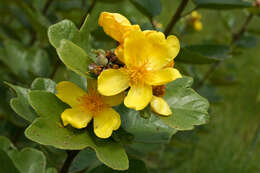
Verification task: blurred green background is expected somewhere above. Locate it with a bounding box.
[0,0,260,172]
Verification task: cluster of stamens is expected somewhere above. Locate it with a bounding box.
[124,62,150,85]
[79,91,108,115]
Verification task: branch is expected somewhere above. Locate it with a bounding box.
[60,150,79,173]
[164,0,189,37]
[80,0,97,27]
[232,14,254,43]
[42,0,54,15]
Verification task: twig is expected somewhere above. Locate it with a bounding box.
[232,14,254,43]
[149,17,156,30]
[194,62,220,89]
[80,0,97,27]
[50,59,61,79]
[42,0,54,15]
[60,150,79,173]
[181,6,198,18]
[164,0,189,37]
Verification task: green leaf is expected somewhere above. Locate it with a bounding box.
[0,149,20,173]
[57,39,93,78]
[13,0,50,42]
[194,0,252,9]
[0,136,16,152]
[5,82,37,123]
[0,136,47,173]
[9,148,46,173]
[39,146,67,171]
[45,168,58,173]
[176,45,231,64]
[31,78,56,93]
[1,40,51,82]
[130,0,162,17]
[159,77,210,130]
[117,105,176,144]
[89,159,148,173]
[25,91,128,170]
[26,48,51,77]
[48,16,91,52]
[69,148,99,173]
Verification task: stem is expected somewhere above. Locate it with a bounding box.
[42,0,54,15]
[194,62,220,89]
[50,59,61,79]
[181,6,198,17]
[60,150,79,173]
[80,0,97,27]
[232,14,254,43]
[164,0,189,37]
[149,17,156,30]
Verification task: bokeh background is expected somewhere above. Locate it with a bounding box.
[0,0,259,172]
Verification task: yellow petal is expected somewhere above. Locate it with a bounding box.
[56,81,86,107]
[94,108,121,138]
[98,69,129,96]
[146,68,182,85]
[150,96,172,116]
[98,12,140,43]
[114,45,125,63]
[194,21,203,31]
[167,35,180,60]
[191,11,201,20]
[124,30,180,69]
[61,107,93,129]
[103,92,125,107]
[124,83,152,110]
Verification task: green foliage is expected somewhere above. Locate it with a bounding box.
[25,91,129,170]
[194,0,253,9]
[130,0,162,18]
[57,39,93,78]
[118,106,176,143]
[1,0,260,172]
[5,82,37,123]
[69,148,98,172]
[89,159,148,173]
[0,136,57,173]
[159,77,209,130]
[176,45,231,64]
[0,40,51,82]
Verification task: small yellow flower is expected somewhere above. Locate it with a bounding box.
[190,11,203,31]
[56,80,123,139]
[97,30,182,112]
[99,12,141,62]
[191,11,201,20]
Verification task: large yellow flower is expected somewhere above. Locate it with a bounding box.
[98,30,182,112]
[56,80,123,139]
[99,12,141,62]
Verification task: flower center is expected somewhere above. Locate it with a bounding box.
[124,63,150,85]
[79,92,107,115]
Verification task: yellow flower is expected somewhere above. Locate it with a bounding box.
[194,20,203,31]
[99,12,141,62]
[191,11,203,31]
[98,30,182,112]
[56,80,123,139]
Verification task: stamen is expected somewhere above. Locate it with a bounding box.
[79,92,108,115]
